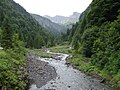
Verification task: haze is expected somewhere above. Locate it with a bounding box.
[13,0,92,17]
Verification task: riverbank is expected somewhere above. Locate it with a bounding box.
[27,48,115,90]
[46,45,119,90]
[67,51,120,90]
[27,51,57,89]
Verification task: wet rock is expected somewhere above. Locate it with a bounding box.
[90,73,103,80]
[66,62,70,67]
[51,82,53,84]
[74,71,77,73]
[100,79,106,83]
[57,76,60,79]
[52,85,55,87]
[53,56,62,60]
[68,85,71,88]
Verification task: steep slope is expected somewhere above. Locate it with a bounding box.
[44,12,80,25]
[0,0,52,48]
[0,0,54,89]
[69,0,120,88]
[31,14,67,36]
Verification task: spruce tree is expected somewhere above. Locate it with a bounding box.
[1,17,13,49]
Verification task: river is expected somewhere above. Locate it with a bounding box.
[28,51,115,90]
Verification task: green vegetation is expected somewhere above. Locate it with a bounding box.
[0,0,53,48]
[49,45,72,54]
[0,0,120,89]
[0,28,28,89]
[0,0,76,89]
[68,0,120,88]
[35,45,73,58]
[0,0,54,89]
[70,54,111,80]
[0,49,27,90]
[35,51,56,58]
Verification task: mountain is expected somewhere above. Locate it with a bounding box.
[0,0,53,48]
[69,0,120,88]
[44,12,81,25]
[31,14,67,36]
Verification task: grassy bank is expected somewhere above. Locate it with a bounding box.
[69,53,120,89]
[34,45,73,58]
[70,54,109,78]
[49,45,73,54]
[35,50,56,58]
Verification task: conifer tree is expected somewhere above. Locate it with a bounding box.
[1,17,13,49]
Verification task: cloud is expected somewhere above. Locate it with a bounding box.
[14,0,92,16]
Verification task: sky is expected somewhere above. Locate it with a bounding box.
[13,0,92,17]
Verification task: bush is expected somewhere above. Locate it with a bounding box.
[0,49,27,90]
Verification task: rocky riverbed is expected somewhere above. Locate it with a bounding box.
[27,51,57,88]
[27,51,117,90]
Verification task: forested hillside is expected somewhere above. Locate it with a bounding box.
[0,0,54,89]
[0,0,53,49]
[69,0,120,88]
[31,14,67,36]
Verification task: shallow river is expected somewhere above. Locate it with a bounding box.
[29,52,115,90]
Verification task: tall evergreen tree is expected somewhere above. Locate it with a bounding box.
[1,17,13,49]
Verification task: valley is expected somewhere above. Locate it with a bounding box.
[31,14,67,36]
[0,0,120,90]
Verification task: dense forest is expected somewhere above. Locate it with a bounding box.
[69,0,120,88]
[0,0,53,49]
[0,0,53,89]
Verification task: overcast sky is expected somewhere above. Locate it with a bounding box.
[13,0,92,17]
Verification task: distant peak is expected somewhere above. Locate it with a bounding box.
[44,15,51,17]
[73,12,80,14]
[44,12,80,18]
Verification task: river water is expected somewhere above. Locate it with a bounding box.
[29,52,115,90]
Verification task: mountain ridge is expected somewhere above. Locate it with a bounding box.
[44,12,81,25]
[0,0,53,48]
[31,14,67,36]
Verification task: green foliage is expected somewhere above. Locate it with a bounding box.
[70,54,99,74]
[54,29,71,45]
[81,26,99,57]
[49,45,73,54]
[0,48,27,90]
[35,50,57,58]
[1,17,13,49]
[0,0,53,48]
[111,71,120,88]
[0,27,2,44]
[69,22,79,43]
[69,0,120,88]
[0,0,56,89]
[0,20,27,89]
